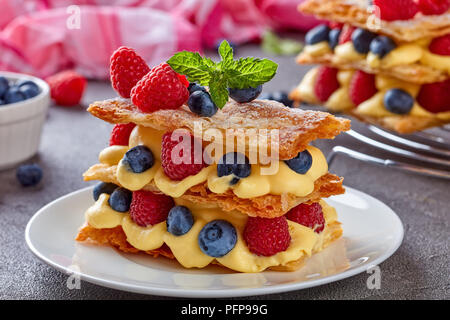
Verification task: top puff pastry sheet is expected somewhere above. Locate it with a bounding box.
[88,98,350,161]
[299,0,450,42]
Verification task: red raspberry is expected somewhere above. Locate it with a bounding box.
[109,123,136,146]
[373,0,419,21]
[429,34,450,56]
[110,46,150,98]
[417,79,450,113]
[338,25,355,44]
[176,73,190,87]
[244,216,291,256]
[314,66,340,102]
[286,202,325,233]
[130,63,189,113]
[46,70,86,106]
[161,131,207,181]
[349,70,377,106]
[328,21,343,29]
[129,190,174,227]
[418,0,450,15]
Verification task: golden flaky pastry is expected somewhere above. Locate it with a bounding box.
[299,0,450,42]
[88,98,350,161]
[75,221,343,272]
[83,163,345,218]
[296,52,447,85]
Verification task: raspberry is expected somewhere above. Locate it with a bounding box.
[109,123,136,146]
[314,66,340,102]
[338,25,355,44]
[286,202,325,233]
[417,79,450,113]
[129,190,174,227]
[46,70,86,106]
[418,0,450,15]
[110,46,150,98]
[131,63,189,113]
[328,21,343,29]
[244,216,291,256]
[373,0,419,21]
[349,70,377,106]
[161,131,207,181]
[176,73,190,87]
[429,34,450,56]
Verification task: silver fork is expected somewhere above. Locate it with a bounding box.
[327,125,450,180]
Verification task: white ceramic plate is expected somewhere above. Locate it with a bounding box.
[25,186,403,298]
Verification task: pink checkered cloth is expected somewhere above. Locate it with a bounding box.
[0,0,319,79]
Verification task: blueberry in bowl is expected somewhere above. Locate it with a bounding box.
[0,76,41,105]
[0,72,50,169]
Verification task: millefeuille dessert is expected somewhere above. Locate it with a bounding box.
[290,0,450,134]
[76,43,350,273]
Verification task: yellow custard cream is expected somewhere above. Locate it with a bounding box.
[297,67,450,120]
[85,197,338,272]
[304,36,450,75]
[98,126,329,198]
[303,41,332,57]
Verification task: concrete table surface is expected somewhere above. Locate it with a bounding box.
[0,45,448,300]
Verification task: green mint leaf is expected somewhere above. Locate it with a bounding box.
[226,57,278,89]
[203,57,216,68]
[167,40,279,109]
[167,51,211,85]
[208,71,229,109]
[261,30,303,56]
[218,40,233,63]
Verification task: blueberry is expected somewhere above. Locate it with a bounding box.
[93,182,118,201]
[123,145,154,173]
[328,28,342,50]
[198,220,237,257]
[188,82,207,95]
[16,164,42,187]
[260,91,293,106]
[258,92,273,100]
[284,150,313,174]
[230,177,240,185]
[305,24,330,45]
[217,152,251,184]
[167,206,194,236]
[272,91,293,107]
[108,187,132,212]
[20,84,40,99]
[351,28,377,54]
[228,85,262,103]
[370,36,396,58]
[16,80,39,91]
[188,91,218,117]
[383,89,414,115]
[0,76,9,98]
[4,86,26,104]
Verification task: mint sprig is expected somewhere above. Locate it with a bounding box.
[167,40,278,109]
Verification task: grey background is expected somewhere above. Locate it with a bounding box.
[0,45,448,300]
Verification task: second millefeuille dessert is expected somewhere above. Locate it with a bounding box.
[77,42,350,273]
[290,0,450,133]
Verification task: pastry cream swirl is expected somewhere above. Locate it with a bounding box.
[85,196,338,272]
[98,126,329,199]
[297,68,450,119]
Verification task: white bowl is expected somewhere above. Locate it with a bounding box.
[0,71,50,170]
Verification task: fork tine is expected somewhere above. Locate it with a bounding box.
[328,146,450,180]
